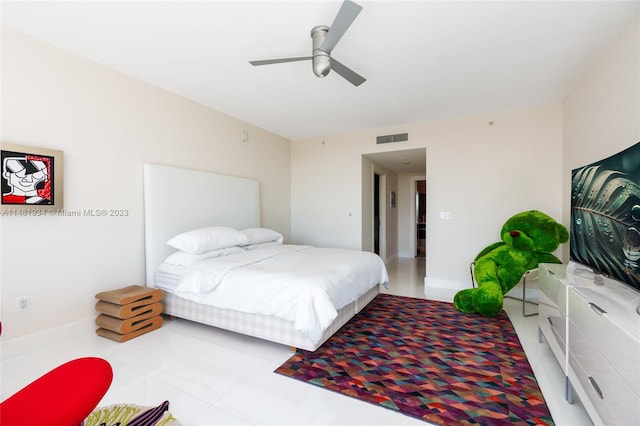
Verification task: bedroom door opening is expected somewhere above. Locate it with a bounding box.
[416,179,426,257]
[374,173,380,255]
[373,171,387,261]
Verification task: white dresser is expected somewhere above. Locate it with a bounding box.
[538,263,640,426]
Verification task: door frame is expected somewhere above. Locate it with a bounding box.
[373,170,387,262]
[410,175,426,258]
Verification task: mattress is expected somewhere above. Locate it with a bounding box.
[161,284,380,351]
[155,263,184,293]
[155,244,388,346]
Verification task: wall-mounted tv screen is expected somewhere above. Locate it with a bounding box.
[570,141,640,293]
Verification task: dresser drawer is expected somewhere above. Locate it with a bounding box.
[569,319,640,425]
[568,288,640,395]
[539,266,567,315]
[538,300,567,372]
[538,265,568,373]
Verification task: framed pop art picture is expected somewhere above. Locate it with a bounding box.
[1,143,64,212]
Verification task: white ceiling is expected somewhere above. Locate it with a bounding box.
[2,1,638,164]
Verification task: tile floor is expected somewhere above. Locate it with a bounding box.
[1,257,592,425]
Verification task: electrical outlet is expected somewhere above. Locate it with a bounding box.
[17,296,29,311]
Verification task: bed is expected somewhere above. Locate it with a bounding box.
[143,163,387,351]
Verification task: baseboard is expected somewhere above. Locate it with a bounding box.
[424,277,540,305]
[385,253,399,263]
[1,317,94,361]
[425,277,470,290]
[424,277,470,303]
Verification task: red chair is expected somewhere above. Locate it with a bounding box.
[0,356,113,426]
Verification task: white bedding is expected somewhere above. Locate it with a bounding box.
[163,245,388,344]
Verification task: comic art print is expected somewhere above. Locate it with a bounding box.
[1,144,63,211]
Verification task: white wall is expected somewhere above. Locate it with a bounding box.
[381,168,398,262]
[291,105,564,291]
[562,14,640,259]
[0,28,291,339]
[360,156,375,253]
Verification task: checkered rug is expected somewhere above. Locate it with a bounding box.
[275,294,553,425]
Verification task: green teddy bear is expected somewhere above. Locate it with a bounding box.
[454,210,568,317]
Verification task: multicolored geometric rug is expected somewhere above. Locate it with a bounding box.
[275,294,553,425]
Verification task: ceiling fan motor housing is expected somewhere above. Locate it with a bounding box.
[248,1,365,87]
[311,25,331,78]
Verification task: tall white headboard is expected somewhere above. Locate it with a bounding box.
[143,163,260,287]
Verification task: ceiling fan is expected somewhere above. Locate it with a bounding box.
[249,0,366,87]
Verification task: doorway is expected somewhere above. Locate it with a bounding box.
[416,179,426,257]
[362,147,425,259]
[372,171,387,260]
[374,173,380,255]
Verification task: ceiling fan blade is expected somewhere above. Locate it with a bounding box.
[320,0,362,54]
[331,58,366,87]
[249,57,312,66]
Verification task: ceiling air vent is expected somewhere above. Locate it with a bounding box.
[376,133,408,144]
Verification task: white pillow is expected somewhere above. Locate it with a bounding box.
[163,246,245,267]
[241,228,283,245]
[167,226,250,254]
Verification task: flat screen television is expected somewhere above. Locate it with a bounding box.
[570,141,640,294]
